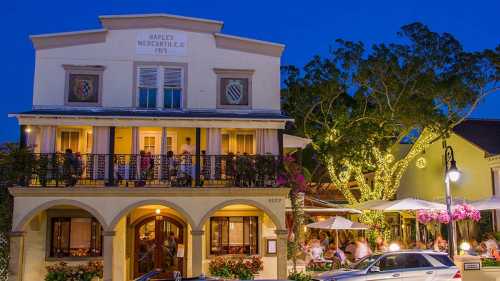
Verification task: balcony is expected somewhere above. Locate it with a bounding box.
[19,153,282,188]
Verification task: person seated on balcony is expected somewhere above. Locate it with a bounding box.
[201,150,210,182]
[166,150,177,181]
[63,148,77,187]
[138,150,151,185]
[180,137,194,155]
[177,151,193,187]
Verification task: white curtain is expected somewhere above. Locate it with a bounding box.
[161,127,168,155]
[92,127,109,154]
[92,126,110,179]
[40,126,56,153]
[256,129,279,155]
[27,126,40,153]
[206,128,221,155]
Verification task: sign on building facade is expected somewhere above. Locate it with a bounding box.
[136,31,187,56]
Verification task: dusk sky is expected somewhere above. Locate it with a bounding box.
[1,0,499,143]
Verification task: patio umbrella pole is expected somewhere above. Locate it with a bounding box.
[336,229,339,251]
[415,216,420,242]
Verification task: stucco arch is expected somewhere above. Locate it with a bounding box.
[196,199,285,230]
[13,199,108,231]
[108,199,196,230]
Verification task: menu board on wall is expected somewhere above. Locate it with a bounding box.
[136,30,187,56]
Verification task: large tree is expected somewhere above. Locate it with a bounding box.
[283,23,499,211]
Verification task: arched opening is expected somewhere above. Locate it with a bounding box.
[109,201,194,280]
[16,202,106,281]
[198,201,283,279]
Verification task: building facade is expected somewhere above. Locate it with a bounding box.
[398,119,500,237]
[9,14,291,281]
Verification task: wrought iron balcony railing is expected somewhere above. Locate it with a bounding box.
[20,153,282,188]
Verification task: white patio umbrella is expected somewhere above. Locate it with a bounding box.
[470,196,500,210]
[354,198,446,242]
[306,216,368,250]
[354,198,446,211]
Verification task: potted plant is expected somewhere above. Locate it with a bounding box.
[208,256,263,280]
[45,261,103,281]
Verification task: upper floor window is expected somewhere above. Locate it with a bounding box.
[136,65,184,109]
[63,65,105,106]
[138,68,158,108]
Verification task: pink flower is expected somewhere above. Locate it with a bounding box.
[276,175,288,186]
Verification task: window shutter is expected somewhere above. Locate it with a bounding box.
[164,68,182,88]
[138,67,158,88]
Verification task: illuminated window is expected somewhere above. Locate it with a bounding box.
[60,131,79,152]
[210,216,258,255]
[50,217,102,258]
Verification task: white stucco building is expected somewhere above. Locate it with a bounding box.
[8,14,291,281]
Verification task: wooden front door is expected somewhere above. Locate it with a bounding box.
[134,216,184,278]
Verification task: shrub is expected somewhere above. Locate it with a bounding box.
[208,256,263,280]
[288,271,312,281]
[482,259,500,267]
[45,261,103,281]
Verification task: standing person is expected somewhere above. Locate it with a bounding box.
[320,232,330,250]
[164,231,178,268]
[375,236,388,252]
[63,149,77,187]
[483,233,499,256]
[180,137,194,155]
[354,237,372,261]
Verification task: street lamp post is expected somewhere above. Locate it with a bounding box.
[444,145,460,258]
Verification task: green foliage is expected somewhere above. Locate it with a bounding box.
[288,271,312,281]
[482,259,500,267]
[282,22,499,209]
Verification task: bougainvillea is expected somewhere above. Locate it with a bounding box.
[417,210,450,224]
[452,203,481,222]
[416,203,480,225]
[277,155,307,194]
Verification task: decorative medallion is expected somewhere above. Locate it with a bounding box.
[220,78,249,106]
[225,79,244,105]
[68,74,99,103]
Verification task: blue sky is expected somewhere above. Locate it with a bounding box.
[1,0,499,143]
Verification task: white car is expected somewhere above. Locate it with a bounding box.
[313,250,462,281]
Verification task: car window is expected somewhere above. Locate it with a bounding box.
[351,254,382,270]
[377,253,431,271]
[404,254,431,268]
[428,254,455,267]
[377,255,406,271]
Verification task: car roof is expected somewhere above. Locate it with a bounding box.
[375,250,448,255]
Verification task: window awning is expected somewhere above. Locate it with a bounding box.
[283,134,311,149]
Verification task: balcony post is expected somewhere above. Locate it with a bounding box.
[195,128,201,186]
[19,125,27,149]
[106,126,116,186]
[277,129,284,157]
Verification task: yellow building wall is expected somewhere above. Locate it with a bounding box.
[115,127,132,154]
[397,134,493,202]
[114,217,127,281]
